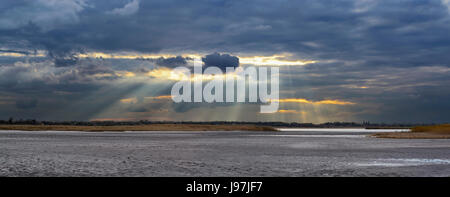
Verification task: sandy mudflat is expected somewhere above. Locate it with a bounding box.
[1,129,449,177]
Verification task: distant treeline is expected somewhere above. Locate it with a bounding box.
[0,118,432,128]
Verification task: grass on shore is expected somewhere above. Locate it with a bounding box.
[411,124,450,134]
[372,124,450,139]
[0,124,277,132]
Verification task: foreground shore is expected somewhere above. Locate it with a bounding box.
[1,129,449,176]
[0,124,277,132]
[373,124,450,139]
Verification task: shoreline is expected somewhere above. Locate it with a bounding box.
[372,124,450,139]
[372,132,450,139]
[0,124,277,132]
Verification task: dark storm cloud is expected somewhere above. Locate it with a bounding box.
[0,59,116,97]
[1,0,449,68]
[155,56,188,68]
[0,58,147,120]
[202,53,239,71]
[0,0,449,122]
[277,61,450,123]
[53,56,79,67]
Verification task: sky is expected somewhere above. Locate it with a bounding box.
[0,0,449,123]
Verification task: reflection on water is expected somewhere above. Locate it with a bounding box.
[252,134,365,138]
[354,158,450,167]
[278,128,410,132]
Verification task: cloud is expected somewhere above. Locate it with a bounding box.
[0,49,34,56]
[0,0,449,123]
[202,53,239,71]
[239,54,316,66]
[0,0,88,31]
[443,0,450,10]
[271,98,356,105]
[107,0,140,16]
[155,56,188,67]
[277,110,306,114]
[53,56,79,67]
[15,99,38,109]
[1,0,448,67]
[120,95,172,104]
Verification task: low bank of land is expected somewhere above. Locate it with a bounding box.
[373,124,450,139]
